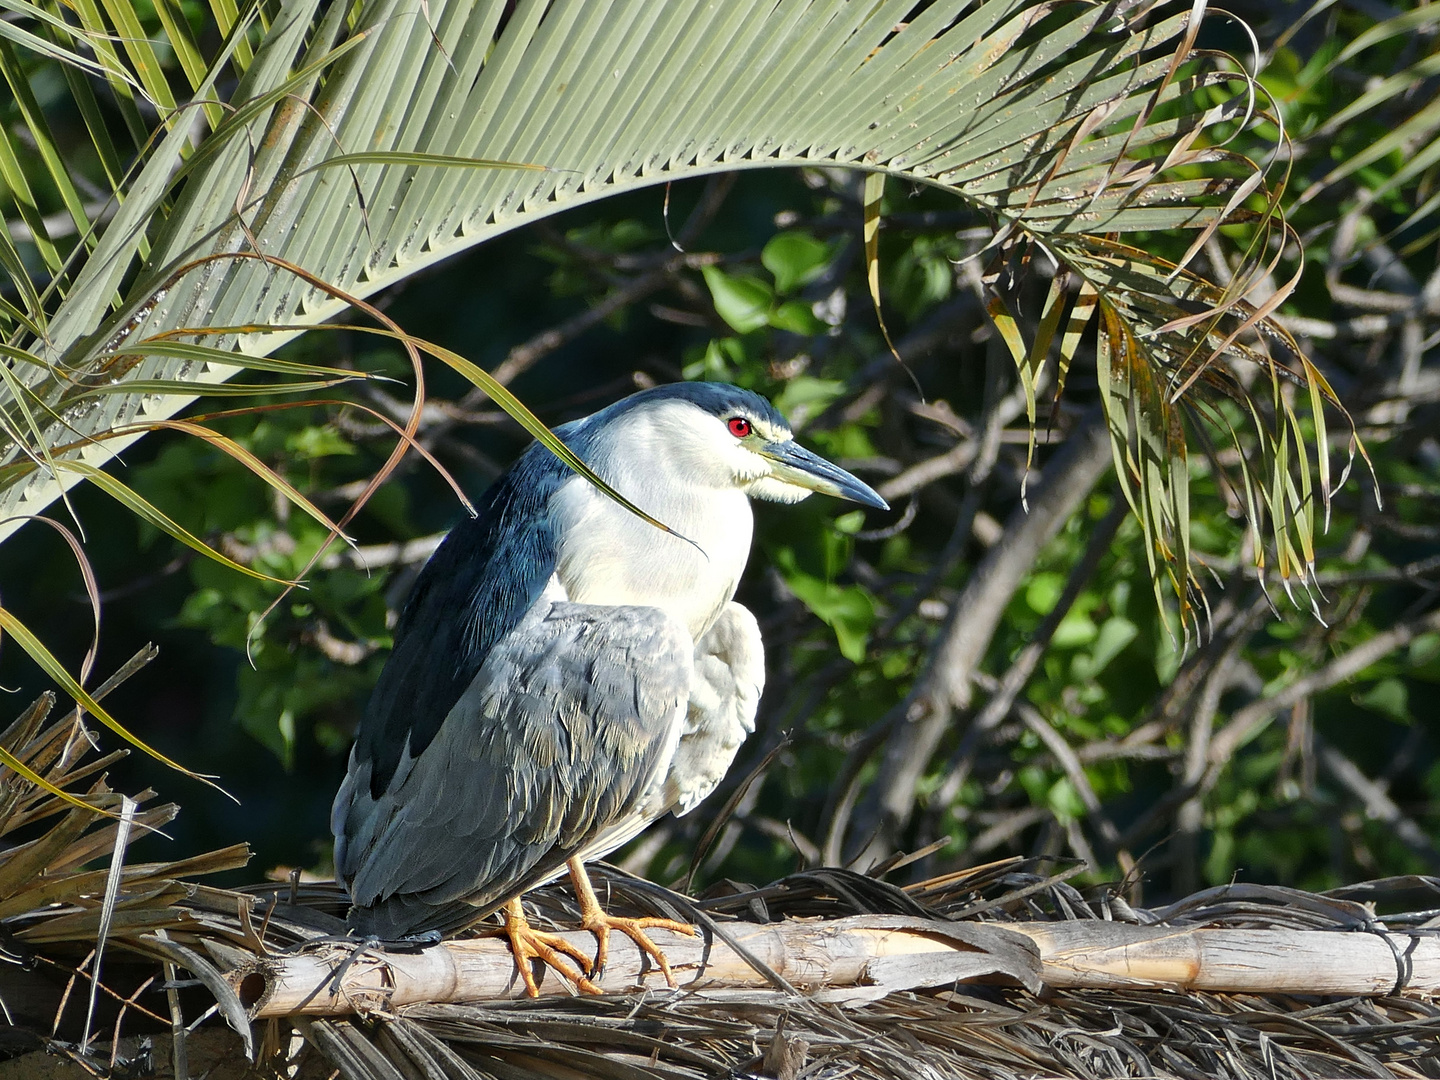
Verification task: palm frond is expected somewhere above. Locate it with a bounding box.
[0,0,1350,637]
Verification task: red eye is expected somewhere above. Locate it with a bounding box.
[727,416,752,438]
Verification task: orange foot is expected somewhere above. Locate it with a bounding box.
[568,857,696,987]
[499,897,599,997]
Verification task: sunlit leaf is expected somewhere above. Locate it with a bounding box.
[702,266,773,334]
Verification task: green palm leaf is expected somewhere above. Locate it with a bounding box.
[1,0,1346,635]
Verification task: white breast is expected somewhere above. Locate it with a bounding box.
[667,601,765,816]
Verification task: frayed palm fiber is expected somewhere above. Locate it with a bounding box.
[5,681,1440,1080]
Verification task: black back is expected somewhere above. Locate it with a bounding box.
[355,437,572,798]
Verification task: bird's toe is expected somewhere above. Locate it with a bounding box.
[580,910,695,987]
[498,899,600,997]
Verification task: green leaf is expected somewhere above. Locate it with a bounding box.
[1053,609,1100,649]
[702,266,773,334]
[1411,633,1440,668]
[762,231,831,294]
[287,426,357,459]
[1046,776,1086,823]
[1071,616,1138,681]
[1355,678,1411,724]
[768,300,826,335]
[773,376,846,419]
[1025,573,1066,615]
[784,573,876,663]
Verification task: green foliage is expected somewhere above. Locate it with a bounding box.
[761,231,834,295]
[701,232,834,337]
[126,397,405,768]
[702,266,774,334]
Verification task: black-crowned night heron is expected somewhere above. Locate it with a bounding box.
[332,382,887,993]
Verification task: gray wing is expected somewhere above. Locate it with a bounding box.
[334,595,692,936]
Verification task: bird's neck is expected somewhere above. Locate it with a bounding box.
[548,464,753,640]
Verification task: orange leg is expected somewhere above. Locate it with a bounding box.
[567,857,696,987]
[498,897,600,997]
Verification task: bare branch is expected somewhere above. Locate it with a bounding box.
[1173,633,1246,895]
[847,411,1113,865]
[1206,605,1440,776]
[933,497,1128,813]
[1014,701,1127,865]
[1315,737,1440,873]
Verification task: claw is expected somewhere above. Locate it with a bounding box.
[568,858,695,987]
[497,898,600,997]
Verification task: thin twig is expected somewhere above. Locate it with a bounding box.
[1315,736,1440,873]
[1206,606,1440,776]
[1173,634,1246,895]
[933,497,1127,811]
[1014,701,1127,864]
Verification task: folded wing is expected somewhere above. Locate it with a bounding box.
[335,594,692,937]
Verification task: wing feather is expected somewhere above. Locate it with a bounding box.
[335,595,691,936]
[354,427,586,802]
